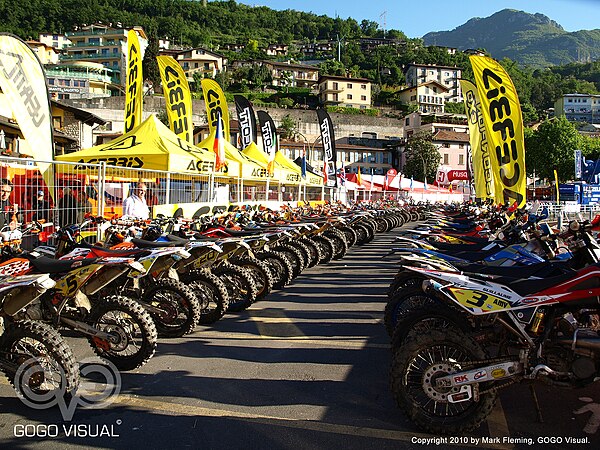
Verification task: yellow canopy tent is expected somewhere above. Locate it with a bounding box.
[274,151,323,187]
[242,143,303,185]
[56,115,216,176]
[197,130,273,184]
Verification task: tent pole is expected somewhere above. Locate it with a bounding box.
[166,172,171,204]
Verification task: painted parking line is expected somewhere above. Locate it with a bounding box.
[248,308,307,338]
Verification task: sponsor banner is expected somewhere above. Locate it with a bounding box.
[234,95,257,148]
[0,33,54,196]
[460,79,494,202]
[157,56,193,144]
[257,111,277,174]
[124,30,143,133]
[470,56,526,206]
[448,170,470,181]
[201,79,230,141]
[575,149,582,179]
[316,109,337,187]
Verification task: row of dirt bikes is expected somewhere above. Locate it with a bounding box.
[386,201,600,434]
[0,200,422,410]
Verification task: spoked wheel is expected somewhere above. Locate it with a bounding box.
[181,269,229,325]
[1,320,80,405]
[213,263,257,312]
[390,328,497,435]
[88,295,157,371]
[141,278,202,338]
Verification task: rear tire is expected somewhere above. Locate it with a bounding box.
[181,269,229,325]
[390,328,497,435]
[141,278,202,338]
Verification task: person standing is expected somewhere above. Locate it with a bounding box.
[0,178,19,230]
[58,187,78,227]
[32,190,51,222]
[123,182,150,219]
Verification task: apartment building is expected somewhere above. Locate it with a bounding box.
[46,61,118,100]
[404,63,462,103]
[63,24,148,86]
[266,44,288,57]
[434,129,470,169]
[555,93,600,124]
[318,75,372,109]
[396,81,449,114]
[403,112,468,138]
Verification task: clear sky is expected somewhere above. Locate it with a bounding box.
[237,0,600,38]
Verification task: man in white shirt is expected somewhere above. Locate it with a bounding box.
[123,182,150,219]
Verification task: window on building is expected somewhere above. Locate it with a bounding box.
[360,105,366,109]
[347,94,353,100]
[361,95,367,101]
[52,116,62,128]
[88,38,100,45]
[459,144,464,149]
[405,118,410,126]
[361,84,367,89]
[382,152,390,164]
[194,63,199,68]
[204,63,210,70]
[459,154,464,165]
[347,83,353,88]
[113,48,119,54]
[48,78,55,85]
[333,82,338,90]
[442,142,450,148]
[183,62,189,69]
[443,154,449,164]
[101,49,108,54]
[332,93,338,102]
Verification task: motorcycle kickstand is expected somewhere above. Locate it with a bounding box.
[529,384,544,423]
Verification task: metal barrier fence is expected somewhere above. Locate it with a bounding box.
[0,156,336,228]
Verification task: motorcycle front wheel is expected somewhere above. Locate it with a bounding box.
[88,295,158,371]
[1,320,80,404]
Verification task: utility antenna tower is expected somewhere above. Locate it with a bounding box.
[380,11,387,38]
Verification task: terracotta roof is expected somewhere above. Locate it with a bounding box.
[433,130,469,143]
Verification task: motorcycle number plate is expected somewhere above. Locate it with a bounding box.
[448,287,512,312]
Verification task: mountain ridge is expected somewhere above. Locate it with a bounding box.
[423,8,600,67]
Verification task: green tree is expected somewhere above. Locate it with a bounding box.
[444,102,465,114]
[318,59,346,76]
[403,131,441,181]
[525,117,582,182]
[142,33,160,90]
[279,114,297,139]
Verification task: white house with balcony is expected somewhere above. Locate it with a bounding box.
[397,81,449,114]
[404,63,462,103]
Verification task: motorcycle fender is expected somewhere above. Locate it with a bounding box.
[436,361,522,388]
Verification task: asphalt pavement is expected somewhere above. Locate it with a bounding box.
[0,223,599,450]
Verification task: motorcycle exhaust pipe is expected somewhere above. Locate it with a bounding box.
[555,336,600,351]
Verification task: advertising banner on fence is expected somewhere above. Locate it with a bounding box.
[460,80,494,202]
[470,55,526,206]
[316,109,337,187]
[124,30,143,133]
[235,95,257,149]
[157,56,193,144]
[0,33,54,195]
[201,79,230,141]
[257,111,277,175]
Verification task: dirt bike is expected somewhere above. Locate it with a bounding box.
[0,273,80,405]
[0,228,157,372]
[389,218,600,435]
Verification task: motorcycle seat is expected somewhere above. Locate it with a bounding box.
[130,238,178,248]
[495,270,576,296]
[88,247,150,258]
[29,255,99,274]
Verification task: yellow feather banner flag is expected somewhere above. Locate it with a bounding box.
[124,29,143,133]
[470,55,526,207]
[554,169,560,203]
[459,79,494,202]
[201,78,230,142]
[157,56,193,144]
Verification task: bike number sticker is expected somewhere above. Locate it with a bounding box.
[448,288,511,312]
[55,265,97,296]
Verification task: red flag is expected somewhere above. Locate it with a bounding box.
[323,163,328,185]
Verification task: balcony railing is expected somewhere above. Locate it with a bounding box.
[45,69,113,83]
[66,29,127,37]
[69,40,121,48]
[61,53,121,61]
